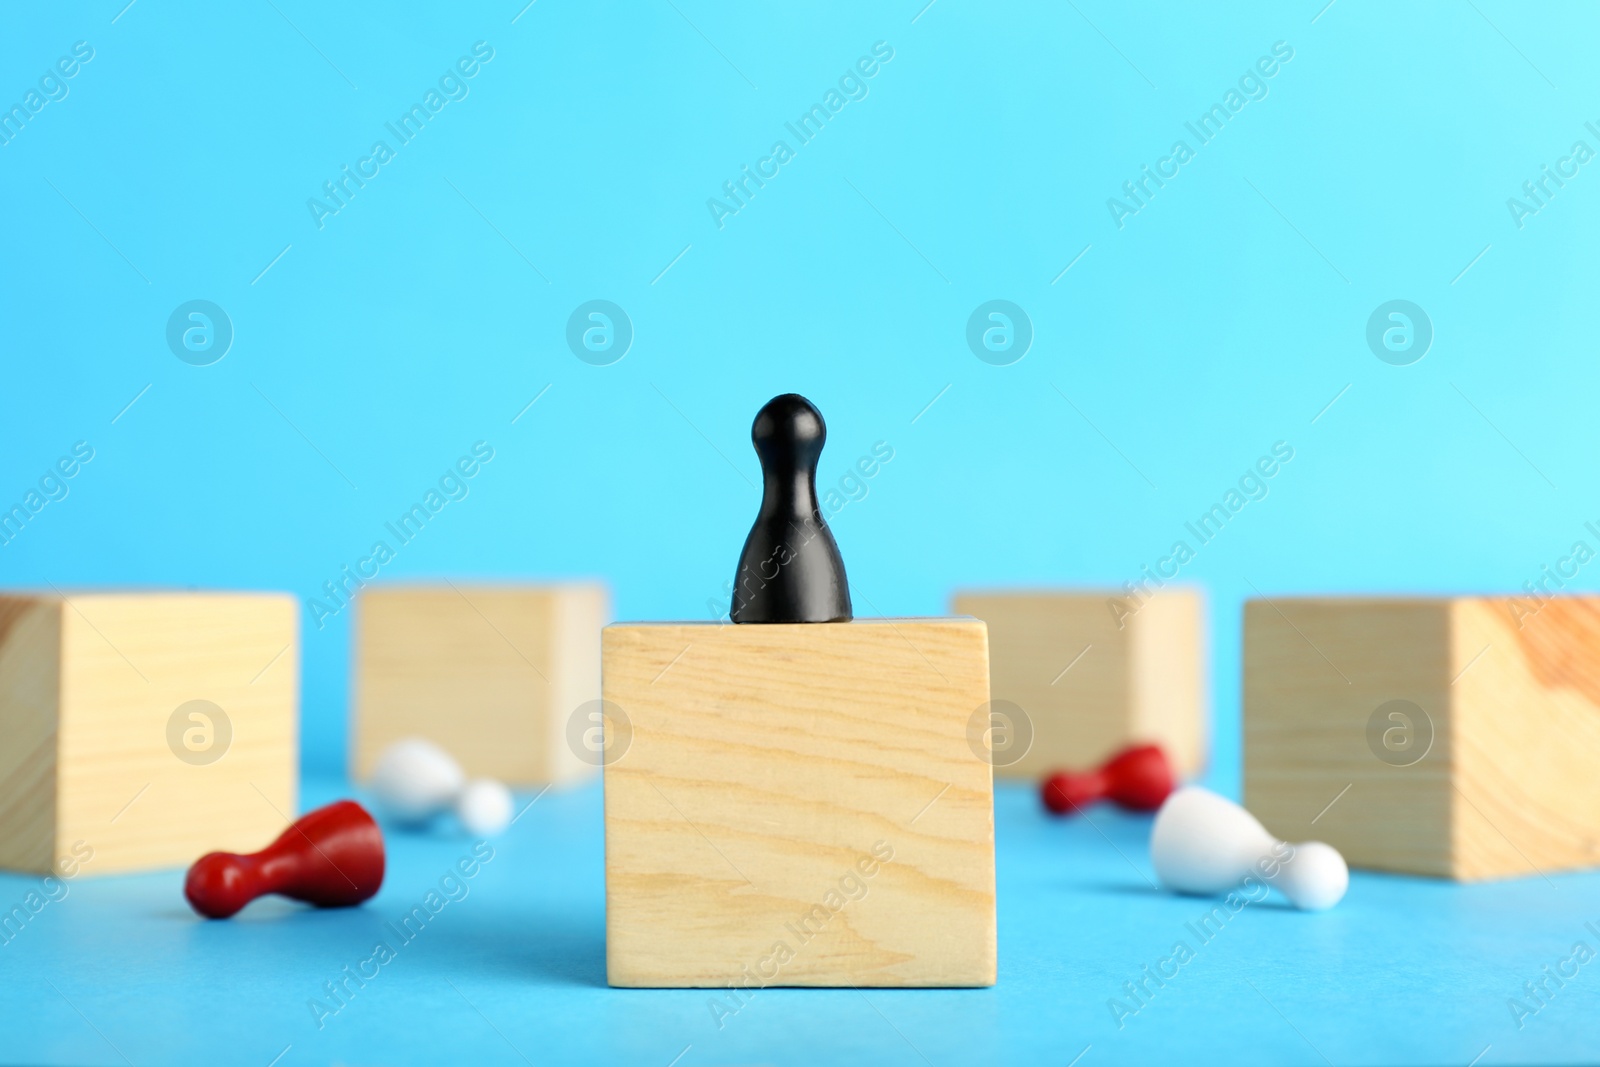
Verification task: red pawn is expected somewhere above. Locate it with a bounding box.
[185,799,385,919]
[1042,744,1174,815]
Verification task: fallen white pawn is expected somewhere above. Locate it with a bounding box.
[1150,786,1348,911]
[369,737,514,837]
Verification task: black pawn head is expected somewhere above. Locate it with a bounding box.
[730,394,852,624]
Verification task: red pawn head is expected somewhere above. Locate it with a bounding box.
[1041,743,1174,815]
[184,852,258,919]
[185,800,385,919]
[1041,767,1102,814]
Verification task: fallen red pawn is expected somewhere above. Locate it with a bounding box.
[185,799,386,919]
[1041,743,1174,815]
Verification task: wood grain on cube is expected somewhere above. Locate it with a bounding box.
[1452,598,1600,878]
[351,584,606,787]
[0,593,297,876]
[952,589,1205,779]
[0,599,64,872]
[602,618,995,988]
[1244,596,1600,880]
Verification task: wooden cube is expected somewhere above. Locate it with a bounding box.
[351,583,607,786]
[0,592,297,876]
[1244,596,1600,880]
[602,618,996,988]
[951,589,1205,779]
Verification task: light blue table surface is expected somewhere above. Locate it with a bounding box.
[1,776,1593,1066]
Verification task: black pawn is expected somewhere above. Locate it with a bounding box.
[730,394,852,624]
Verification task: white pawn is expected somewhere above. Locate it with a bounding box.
[1150,786,1348,911]
[369,737,514,837]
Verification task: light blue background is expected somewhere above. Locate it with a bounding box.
[2,1,1597,1063]
[6,0,1596,784]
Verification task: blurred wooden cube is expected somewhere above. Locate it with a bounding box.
[603,617,996,988]
[0,592,297,876]
[1244,596,1600,880]
[951,589,1205,779]
[351,583,607,787]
